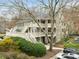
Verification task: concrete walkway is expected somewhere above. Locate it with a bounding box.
[45,45,63,59]
[45,45,63,50]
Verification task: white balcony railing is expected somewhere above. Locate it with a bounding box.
[6,32,37,43]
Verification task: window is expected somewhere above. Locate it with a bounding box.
[41,28,45,32]
[48,20,51,23]
[25,29,28,33]
[36,37,40,42]
[54,28,56,32]
[48,28,51,32]
[36,27,40,32]
[38,20,39,22]
[41,20,45,23]
[16,29,21,32]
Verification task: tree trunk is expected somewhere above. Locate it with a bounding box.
[49,38,53,51]
[49,17,54,51]
[49,7,55,51]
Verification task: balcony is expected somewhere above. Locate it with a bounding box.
[28,23,51,28]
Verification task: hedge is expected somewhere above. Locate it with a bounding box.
[11,37,46,57]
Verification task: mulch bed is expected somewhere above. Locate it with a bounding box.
[0,50,61,59]
[37,49,61,59]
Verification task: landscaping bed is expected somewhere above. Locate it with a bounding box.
[0,36,47,59]
[0,51,35,59]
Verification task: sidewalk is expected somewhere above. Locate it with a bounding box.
[45,45,63,59]
[45,45,63,50]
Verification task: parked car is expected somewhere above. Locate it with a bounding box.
[63,48,76,53]
[56,53,79,59]
[55,53,79,59]
[55,48,79,59]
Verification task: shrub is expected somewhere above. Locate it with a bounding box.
[64,42,79,49]
[33,43,46,57]
[11,37,46,57]
[63,36,74,43]
[63,37,69,42]
[0,37,19,51]
[11,37,26,42]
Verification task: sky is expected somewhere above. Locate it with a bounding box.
[0,0,39,20]
[0,0,78,20]
[0,0,38,7]
[0,0,39,14]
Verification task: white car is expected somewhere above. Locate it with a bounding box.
[55,52,79,59]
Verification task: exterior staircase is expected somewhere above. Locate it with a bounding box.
[6,23,37,43]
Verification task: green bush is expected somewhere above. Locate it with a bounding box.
[11,37,26,42]
[64,42,79,49]
[63,37,69,42]
[63,36,74,43]
[33,43,46,57]
[11,37,46,57]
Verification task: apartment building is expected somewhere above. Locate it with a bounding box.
[6,13,66,44]
[6,6,67,44]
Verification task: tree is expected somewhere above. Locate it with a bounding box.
[1,0,79,51]
[0,16,6,33]
[62,1,79,35]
